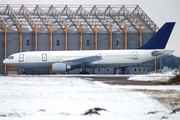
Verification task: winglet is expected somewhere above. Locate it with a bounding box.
[138,22,175,49]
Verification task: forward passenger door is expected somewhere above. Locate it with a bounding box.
[19,54,24,62]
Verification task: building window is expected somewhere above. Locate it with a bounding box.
[57,40,60,46]
[87,40,90,46]
[116,40,119,46]
[26,40,30,46]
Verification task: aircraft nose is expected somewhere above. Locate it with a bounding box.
[3,59,7,64]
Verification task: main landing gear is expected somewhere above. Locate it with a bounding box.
[22,69,30,75]
[80,71,89,74]
[80,65,89,74]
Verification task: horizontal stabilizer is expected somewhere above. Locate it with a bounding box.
[151,50,174,57]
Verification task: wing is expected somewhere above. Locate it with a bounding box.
[62,55,102,65]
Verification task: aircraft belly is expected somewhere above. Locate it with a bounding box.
[9,62,52,69]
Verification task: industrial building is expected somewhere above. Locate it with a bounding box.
[0,4,159,74]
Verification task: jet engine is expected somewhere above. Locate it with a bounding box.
[52,63,71,72]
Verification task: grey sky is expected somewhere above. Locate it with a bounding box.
[2,0,180,56]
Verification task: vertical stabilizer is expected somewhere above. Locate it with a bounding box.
[138,22,175,49]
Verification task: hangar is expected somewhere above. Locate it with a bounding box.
[0,4,159,74]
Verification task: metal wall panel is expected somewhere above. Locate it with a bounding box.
[0,32,4,74]
[156,57,162,70]
[98,33,109,50]
[7,33,20,57]
[7,71,18,75]
[82,33,94,50]
[86,68,95,74]
[67,69,80,74]
[38,33,50,51]
[95,68,114,74]
[127,67,148,74]
[22,33,34,52]
[127,33,140,49]
[141,60,154,72]
[142,33,154,45]
[52,33,64,51]
[112,33,124,49]
[68,33,80,50]
[36,70,50,74]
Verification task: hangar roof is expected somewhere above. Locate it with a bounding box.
[0,4,157,33]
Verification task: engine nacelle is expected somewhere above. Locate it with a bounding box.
[52,63,71,72]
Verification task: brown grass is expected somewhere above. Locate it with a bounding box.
[159,75,180,85]
[132,89,180,110]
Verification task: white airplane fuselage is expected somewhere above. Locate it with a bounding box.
[3,22,176,73]
[3,49,173,70]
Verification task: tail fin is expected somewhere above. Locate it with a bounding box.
[138,22,175,49]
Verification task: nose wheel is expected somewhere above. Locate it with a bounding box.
[22,69,30,75]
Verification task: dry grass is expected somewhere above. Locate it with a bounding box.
[156,97,180,109]
[132,89,180,110]
[159,75,180,85]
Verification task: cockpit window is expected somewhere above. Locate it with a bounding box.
[8,56,14,59]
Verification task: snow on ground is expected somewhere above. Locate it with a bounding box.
[128,70,178,81]
[0,75,180,120]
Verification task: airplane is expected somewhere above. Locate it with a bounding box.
[3,22,175,74]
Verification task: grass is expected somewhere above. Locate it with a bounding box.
[132,89,180,110]
[158,75,180,85]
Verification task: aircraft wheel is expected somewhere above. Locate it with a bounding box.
[80,71,89,74]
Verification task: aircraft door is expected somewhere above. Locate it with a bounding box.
[19,54,24,62]
[42,53,47,61]
[133,51,138,60]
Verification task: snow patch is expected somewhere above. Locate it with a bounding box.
[0,76,180,120]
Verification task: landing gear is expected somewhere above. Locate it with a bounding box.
[22,69,31,75]
[22,69,27,74]
[80,71,89,74]
[80,64,89,74]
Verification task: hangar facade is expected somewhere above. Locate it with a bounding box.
[0,4,159,74]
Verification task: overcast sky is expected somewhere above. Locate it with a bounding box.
[2,0,180,56]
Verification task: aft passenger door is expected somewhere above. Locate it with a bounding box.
[133,51,138,60]
[19,54,24,62]
[42,53,47,61]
